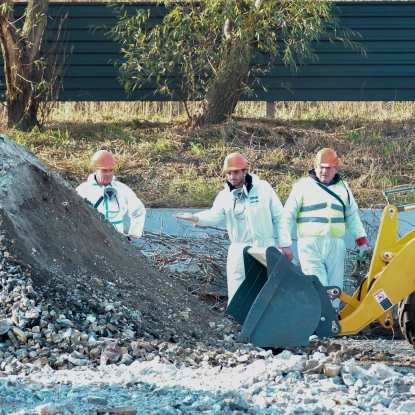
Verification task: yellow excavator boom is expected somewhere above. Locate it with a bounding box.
[227,195,415,348]
[340,204,415,335]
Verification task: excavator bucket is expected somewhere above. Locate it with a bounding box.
[226,246,341,348]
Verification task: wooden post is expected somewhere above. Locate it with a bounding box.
[266,101,275,118]
[177,101,184,116]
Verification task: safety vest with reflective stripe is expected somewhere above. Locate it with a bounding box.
[297,181,349,237]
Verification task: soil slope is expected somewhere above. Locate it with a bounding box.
[0,135,226,344]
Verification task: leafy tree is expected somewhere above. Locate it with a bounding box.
[106,0,363,127]
[0,0,67,131]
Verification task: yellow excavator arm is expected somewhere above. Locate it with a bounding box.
[340,203,415,336]
[227,194,415,348]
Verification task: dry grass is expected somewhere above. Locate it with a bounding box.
[2,101,415,208]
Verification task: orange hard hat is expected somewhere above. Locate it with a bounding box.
[315,148,339,167]
[91,150,116,169]
[223,153,249,171]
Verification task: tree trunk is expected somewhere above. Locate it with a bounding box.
[7,95,38,131]
[4,46,40,131]
[196,43,251,126]
[0,0,49,131]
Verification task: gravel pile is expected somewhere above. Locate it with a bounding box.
[0,231,240,374]
[2,344,415,414]
[2,228,415,414]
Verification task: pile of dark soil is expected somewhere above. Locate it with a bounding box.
[0,135,229,345]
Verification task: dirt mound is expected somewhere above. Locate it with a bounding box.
[0,135,228,344]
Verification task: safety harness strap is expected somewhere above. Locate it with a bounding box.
[110,220,123,225]
[94,196,104,209]
[315,182,347,216]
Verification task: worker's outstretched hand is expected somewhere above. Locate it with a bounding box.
[281,246,294,262]
[173,212,199,223]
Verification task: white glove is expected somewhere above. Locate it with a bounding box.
[359,244,370,256]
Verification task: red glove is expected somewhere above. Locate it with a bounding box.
[356,237,370,257]
[356,237,370,248]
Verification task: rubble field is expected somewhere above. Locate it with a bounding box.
[0,135,415,414]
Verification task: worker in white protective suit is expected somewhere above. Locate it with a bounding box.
[76,150,146,242]
[284,148,370,310]
[173,152,294,303]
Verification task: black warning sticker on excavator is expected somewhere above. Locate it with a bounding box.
[373,289,393,311]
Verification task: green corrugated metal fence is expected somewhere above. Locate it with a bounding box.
[1,1,415,101]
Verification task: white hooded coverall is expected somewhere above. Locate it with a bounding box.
[195,174,292,302]
[76,174,146,238]
[284,174,366,307]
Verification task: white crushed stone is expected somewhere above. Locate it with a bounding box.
[2,351,415,415]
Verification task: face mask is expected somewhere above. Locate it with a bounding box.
[104,186,118,200]
[103,186,120,218]
[232,187,247,218]
[232,187,246,202]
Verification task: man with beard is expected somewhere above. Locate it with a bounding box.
[174,152,293,303]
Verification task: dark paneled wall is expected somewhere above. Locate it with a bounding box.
[1,2,415,101]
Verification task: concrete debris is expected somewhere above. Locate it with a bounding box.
[0,229,414,414]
